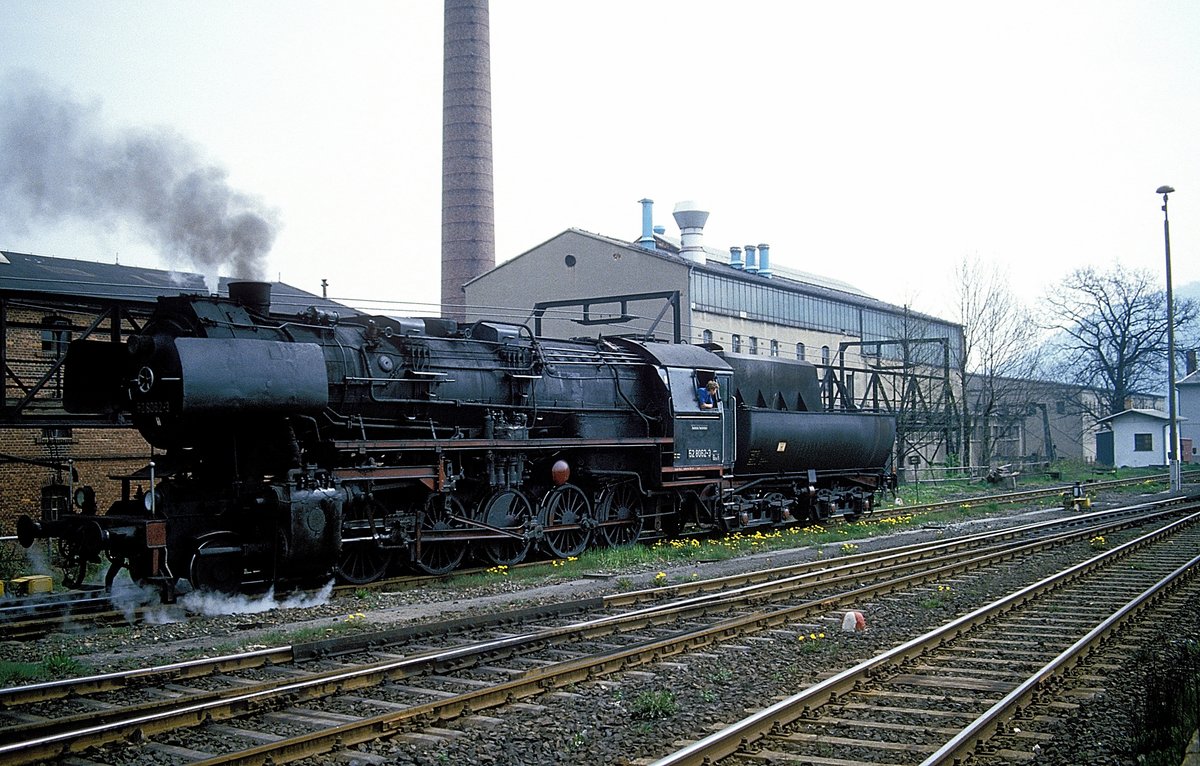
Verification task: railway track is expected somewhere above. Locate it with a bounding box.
[652,506,1200,766]
[0,471,1179,641]
[0,497,1192,765]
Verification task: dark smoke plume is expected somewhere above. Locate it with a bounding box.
[0,72,278,281]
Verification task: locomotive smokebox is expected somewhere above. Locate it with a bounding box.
[228,281,272,315]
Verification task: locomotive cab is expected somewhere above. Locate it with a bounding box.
[663,367,734,472]
[609,339,735,479]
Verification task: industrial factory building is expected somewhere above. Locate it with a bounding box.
[466,200,959,371]
[466,200,964,466]
[464,199,1142,470]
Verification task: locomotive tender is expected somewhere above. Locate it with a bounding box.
[18,282,895,601]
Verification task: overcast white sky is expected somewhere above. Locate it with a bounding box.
[2,1,1198,320]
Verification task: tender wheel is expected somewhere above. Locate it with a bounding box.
[413,494,468,575]
[476,489,532,567]
[597,483,644,547]
[336,499,393,585]
[539,483,592,559]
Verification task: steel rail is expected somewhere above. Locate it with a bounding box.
[159,511,1199,765]
[0,501,1187,764]
[647,508,1200,766]
[0,532,1056,761]
[3,498,1167,710]
[0,646,293,708]
[884,470,1198,517]
[921,548,1200,766]
[607,496,1189,607]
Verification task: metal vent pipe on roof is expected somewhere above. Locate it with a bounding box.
[729,246,744,270]
[672,201,710,264]
[636,198,656,250]
[758,243,772,278]
[744,244,758,274]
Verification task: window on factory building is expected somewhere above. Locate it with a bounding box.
[689,270,965,365]
[41,316,72,358]
[821,346,830,366]
[749,336,758,355]
[39,426,74,443]
[731,334,741,353]
[770,339,779,357]
[1056,400,1066,415]
[796,343,805,361]
[701,329,713,345]
[1133,433,1153,452]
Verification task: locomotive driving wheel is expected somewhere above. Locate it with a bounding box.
[539,483,593,559]
[475,489,532,566]
[596,483,644,547]
[413,494,468,575]
[335,498,393,585]
[188,532,244,594]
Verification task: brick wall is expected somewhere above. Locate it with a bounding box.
[2,301,151,532]
[0,427,151,531]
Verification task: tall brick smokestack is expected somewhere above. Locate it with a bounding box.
[441,0,495,321]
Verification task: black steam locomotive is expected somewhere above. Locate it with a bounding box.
[18,283,895,601]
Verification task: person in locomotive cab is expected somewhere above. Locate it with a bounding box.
[697,379,720,409]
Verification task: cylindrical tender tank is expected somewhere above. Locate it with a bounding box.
[735,410,896,474]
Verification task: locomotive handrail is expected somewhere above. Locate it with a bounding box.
[342,375,455,383]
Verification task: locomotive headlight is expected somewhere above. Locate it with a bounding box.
[73,486,95,509]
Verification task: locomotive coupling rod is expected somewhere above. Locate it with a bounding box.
[449,513,527,540]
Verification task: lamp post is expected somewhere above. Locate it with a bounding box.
[1157,185,1181,492]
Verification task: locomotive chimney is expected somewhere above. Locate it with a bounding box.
[672,201,710,265]
[228,281,272,315]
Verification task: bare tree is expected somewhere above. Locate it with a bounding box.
[953,256,1044,467]
[1043,265,1197,417]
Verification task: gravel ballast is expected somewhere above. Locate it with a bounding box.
[2,490,1197,766]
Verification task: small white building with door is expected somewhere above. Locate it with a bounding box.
[1094,409,1171,468]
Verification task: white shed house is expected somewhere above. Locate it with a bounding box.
[1094,409,1172,468]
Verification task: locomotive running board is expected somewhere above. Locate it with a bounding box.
[333,437,673,451]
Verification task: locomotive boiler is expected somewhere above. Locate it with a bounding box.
[17,282,895,601]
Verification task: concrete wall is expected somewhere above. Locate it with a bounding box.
[466,231,690,339]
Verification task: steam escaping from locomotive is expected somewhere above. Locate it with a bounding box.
[0,71,278,283]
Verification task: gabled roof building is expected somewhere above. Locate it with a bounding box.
[465,200,963,465]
